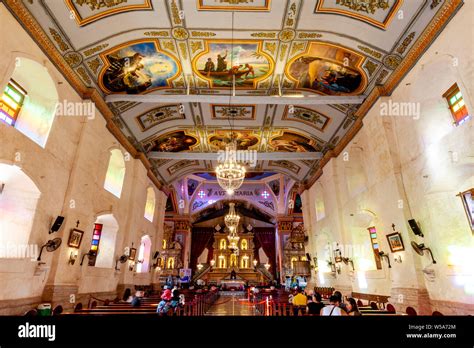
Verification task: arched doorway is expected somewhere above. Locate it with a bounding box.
[94,214,118,268]
[137,235,152,273]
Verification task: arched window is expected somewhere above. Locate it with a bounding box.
[93,214,118,268]
[1,58,59,147]
[144,187,156,222]
[241,239,248,250]
[220,239,227,250]
[0,164,41,254]
[104,149,126,198]
[137,235,152,273]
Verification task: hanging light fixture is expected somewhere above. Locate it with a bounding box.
[214,10,246,196]
[225,202,240,250]
[216,145,246,195]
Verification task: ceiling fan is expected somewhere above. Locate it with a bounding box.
[115,255,128,270]
[411,241,437,264]
[37,238,62,261]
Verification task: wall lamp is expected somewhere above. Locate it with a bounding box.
[378,251,392,268]
[342,257,355,270]
[0,183,5,194]
[68,250,78,265]
[80,251,95,266]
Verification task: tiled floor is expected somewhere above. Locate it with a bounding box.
[205,295,256,316]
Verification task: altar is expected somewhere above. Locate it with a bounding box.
[220,279,246,290]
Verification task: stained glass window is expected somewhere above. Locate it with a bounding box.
[443,83,470,125]
[88,223,103,266]
[0,79,27,126]
[368,227,382,270]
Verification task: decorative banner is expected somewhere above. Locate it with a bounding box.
[179,268,192,283]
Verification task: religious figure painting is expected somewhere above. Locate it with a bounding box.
[193,41,273,88]
[144,131,198,152]
[100,41,180,94]
[208,130,259,150]
[269,132,321,152]
[286,42,365,95]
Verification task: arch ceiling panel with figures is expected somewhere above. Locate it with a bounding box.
[6,0,462,187]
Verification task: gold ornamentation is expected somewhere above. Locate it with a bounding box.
[190,41,203,54]
[83,43,109,57]
[376,69,389,84]
[49,28,69,52]
[162,40,176,53]
[431,0,442,9]
[382,54,402,69]
[76,66,91,84]
[179,42,188,59]
[297,32,323,39]
[63,51,82,68]
[172,27,189,40]
[290,42,305,56]
[397,32,415,55]
[357,45,382,59]
[165,89,185,94]
[197,0,270,11]
[197,79,208,88]
[364,60,378,76]
[174,77,185,88]
[258,79,270,89]
[265,42,276,55]
[251,32,276,38]
[279,29,296,42]
[286,2,297,26]
[279,44,288,61]
[144,31,169,37]
[191,31,216,37]
[335,0,390,14]
[73,0,128,11]
[170,0,182,25]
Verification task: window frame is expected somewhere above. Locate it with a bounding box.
[0,79,27,127]
[443,83,469,125]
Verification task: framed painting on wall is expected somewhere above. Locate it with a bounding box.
[67,229,84,248]
[129,248,137,260]
[386,232,405,252]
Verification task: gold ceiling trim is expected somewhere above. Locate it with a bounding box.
[65,0,153,26]
[315,0,403,30]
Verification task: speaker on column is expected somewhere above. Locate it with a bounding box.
[408,219,424,237]
[49,216,65,234]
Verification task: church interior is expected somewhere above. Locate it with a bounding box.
[0,0,473,336]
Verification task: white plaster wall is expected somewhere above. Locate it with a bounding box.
[0,4,167,301]
[302,0,473,306]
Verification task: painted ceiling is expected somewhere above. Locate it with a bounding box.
[10,0,459,187]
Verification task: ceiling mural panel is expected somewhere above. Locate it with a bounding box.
[285,42,367,95]
[135,104,185,131]
[208,130,260,151]
[143,130,199,152]
[197,0,272,12]
[282,105,331,132]
[65,0,153,26]
[211,104,256,120]
[99,40,181,94]
[314,0,403,30]
[10,0,462,187]
[192,40,274,89]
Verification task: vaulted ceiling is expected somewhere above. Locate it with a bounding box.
[7,0,462,188]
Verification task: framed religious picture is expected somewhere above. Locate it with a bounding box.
[129,247,137,261]
[386,232,405,252]
[67,229,84,248]
[459,189,474,233]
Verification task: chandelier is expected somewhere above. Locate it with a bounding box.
[215,144,246,195]
[225,202,240,250]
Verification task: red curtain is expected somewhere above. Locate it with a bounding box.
[253,235,261,262]
[254,228,276,277]
[189,228,214,271]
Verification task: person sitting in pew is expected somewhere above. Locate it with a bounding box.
[307,292,325,315]
[157,286,173,315]
[333,291,349,313]
[292,287,308,316]
[346,297,361,316]
[321,295,347,316]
